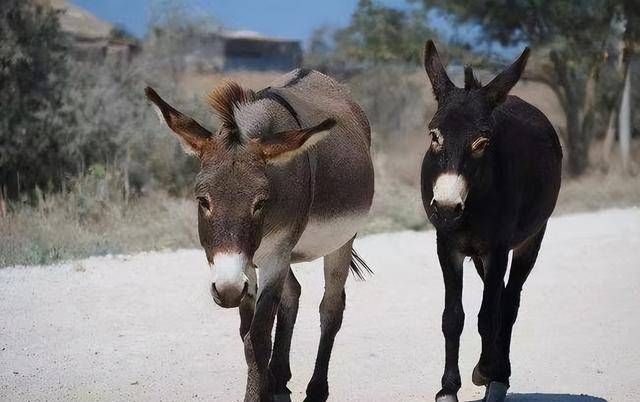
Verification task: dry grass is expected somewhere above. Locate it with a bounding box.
[2,165,638,268]
[179,71,281,96]
[363,133,640,234]
[364,165,640,235]
[556,173,640,214]
[0,174,198,267]
[1,68,638,268]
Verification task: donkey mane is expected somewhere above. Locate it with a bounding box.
[464,65,482,90]
[207,80,303,146]
[207,80,256,135]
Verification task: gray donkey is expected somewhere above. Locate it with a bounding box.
[145,68,374,402]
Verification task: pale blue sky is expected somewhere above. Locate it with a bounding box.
[68,0,519,57]
[69,0,412,41]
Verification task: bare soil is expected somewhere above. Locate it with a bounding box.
[1,208,638,401]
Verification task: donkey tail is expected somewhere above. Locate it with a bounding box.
[349,248,373,280]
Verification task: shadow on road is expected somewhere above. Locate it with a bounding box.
[469,394,607,402]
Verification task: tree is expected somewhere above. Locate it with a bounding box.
[0,0,210,203]
[617,0,640,172]
[333,0,436,65]
[305,0,486,75]
[0,0,77,198]
[597,0,639,173]
[418,0,619,175]
[145,0,221,83]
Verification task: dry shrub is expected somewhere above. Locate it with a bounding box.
[363,151,426,233]
[0,169,198,267]
[2,66,638,267]
[347,64,433,149]
[556,172,640,214]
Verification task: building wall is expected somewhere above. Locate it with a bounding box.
[222,38,302,72]
[183,34,226,73]
[67,36,138,66]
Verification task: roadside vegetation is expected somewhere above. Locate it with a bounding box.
[1,0,639,267]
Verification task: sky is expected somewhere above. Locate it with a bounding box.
[69,0,411,42]
[68,0,519,57]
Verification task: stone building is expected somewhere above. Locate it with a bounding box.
[178,28,302,73]
[47,0,139,64]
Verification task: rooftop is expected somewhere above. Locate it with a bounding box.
[204,27,300,44]
[46,0,114,39]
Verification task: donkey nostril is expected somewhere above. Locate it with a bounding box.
[454,203,464,214]
[430,199,439,213]
[211,282,220,298]
[241,282,249,298]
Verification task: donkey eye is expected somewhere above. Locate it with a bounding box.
[197,196,210,211]
[429,129,443,151]
[253,199,267,215]
[471,137,490,156]
[429,129,440,142]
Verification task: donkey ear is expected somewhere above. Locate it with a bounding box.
[256,118,336,162]
[483,47,530,106]
[145,86,212,156]
[424,40,455,103]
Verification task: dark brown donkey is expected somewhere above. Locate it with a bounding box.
[145,69,373,402]
[421,41,562,402]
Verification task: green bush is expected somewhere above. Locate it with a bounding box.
[0,0,76,198]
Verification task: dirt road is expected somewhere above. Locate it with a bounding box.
[1,209,639,401]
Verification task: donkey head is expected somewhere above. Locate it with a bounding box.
[422,40,529,230]
[146,83,334,308]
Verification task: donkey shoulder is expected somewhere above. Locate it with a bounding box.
[266,69,371,145]
[269,69,347,98]
[494,95,563,159]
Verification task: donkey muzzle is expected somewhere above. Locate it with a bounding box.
[429,173,468,229]
[211,280,248,308]
[429,198,464,227]
[209,252,251,308]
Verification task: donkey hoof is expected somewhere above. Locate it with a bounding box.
[303,395,328,402]
[483,381,508,402]
[472,364,490,386]
[272,393,292,402]
[303,380,328,402]
[435,390,458,402]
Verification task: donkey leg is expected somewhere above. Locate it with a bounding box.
[244,259,289,402]
[472,256,484,281]
[268,268,301,401]
[239,265,258,340]
[435,237,465,402]
[473,247,509,389]
[498,225,546,384]
[304,239,353,402]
